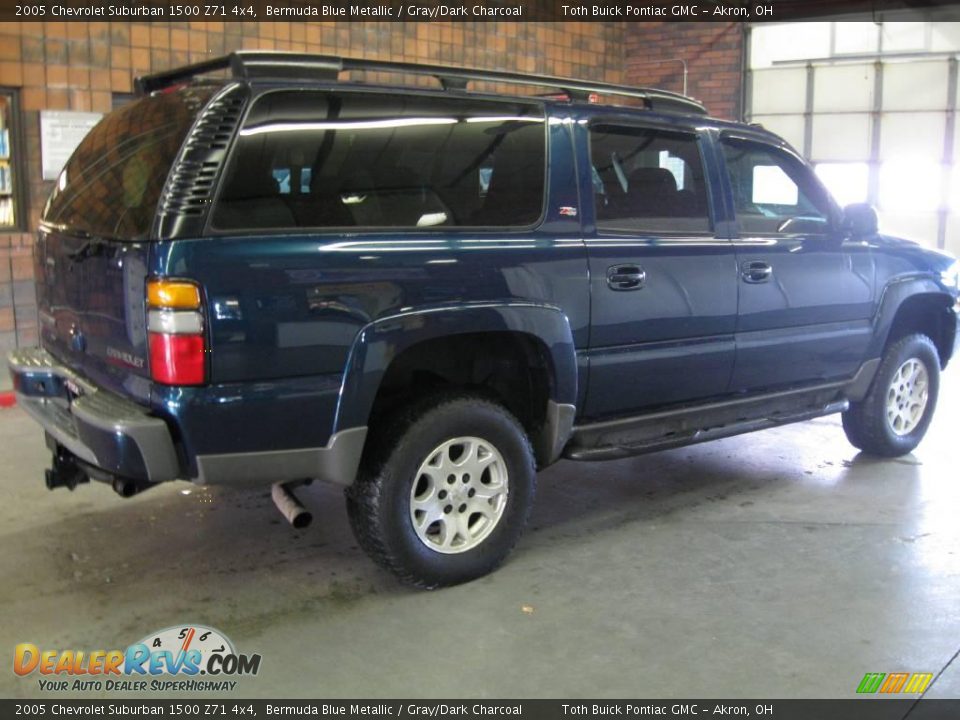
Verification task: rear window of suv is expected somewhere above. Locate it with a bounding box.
[42,86,215,240]
[211,90,546,231]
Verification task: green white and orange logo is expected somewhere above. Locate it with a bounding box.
[857,672,933,694]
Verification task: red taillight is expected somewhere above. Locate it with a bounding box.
[148,333,206,385]
[146,279,206,386]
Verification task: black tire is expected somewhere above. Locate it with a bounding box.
[842,334,940,457]
[346,392,536,588]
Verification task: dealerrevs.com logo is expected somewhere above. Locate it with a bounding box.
[14,624,261,692]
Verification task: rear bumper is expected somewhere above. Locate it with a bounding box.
[8,347,368,487]
[7,348,180,483]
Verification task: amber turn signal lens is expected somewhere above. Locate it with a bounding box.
[147,280,201,310]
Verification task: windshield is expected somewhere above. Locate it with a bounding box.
[42,85,216,240]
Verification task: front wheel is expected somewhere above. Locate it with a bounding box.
[346,393,536,588]
[842,334,940,457]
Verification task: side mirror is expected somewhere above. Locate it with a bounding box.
[843,203,879,238]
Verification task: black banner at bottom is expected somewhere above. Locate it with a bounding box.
[2,700,960,720]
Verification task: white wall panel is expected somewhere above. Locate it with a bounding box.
[815,163,870,206]
[750,68,808,114]
[811,114,871,161]
[944,215,960,256]
[749,23,831,69]
[879,160,943,212]
[813,64,875,112]
[946,167,960,209]
[834,23,879,55]
[878,211,939,244]
[880,112,946,161]
[930,23,960,52]
[880,22,928,53]
[750,114,805,151]
[883,61,949,111]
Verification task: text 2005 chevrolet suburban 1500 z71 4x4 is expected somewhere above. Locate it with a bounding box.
[7,53,960,587]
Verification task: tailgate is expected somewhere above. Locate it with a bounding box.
[37,229,151,398]
[36,85,217,400]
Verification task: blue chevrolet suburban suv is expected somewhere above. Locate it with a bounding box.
[8,53,960,587]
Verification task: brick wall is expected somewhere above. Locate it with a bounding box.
[0,20,625,353]
[624,22,744,121]
[0,20,746,355]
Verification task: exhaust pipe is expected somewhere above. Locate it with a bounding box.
[112,477,139,498]
[110,475,156,498]
[271,481,313,529]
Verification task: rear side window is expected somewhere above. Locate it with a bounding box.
[212,91,546,231]
[590,124,711,234]
[42,86,214,240]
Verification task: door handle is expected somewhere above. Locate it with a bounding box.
[741,260,772,284]
[607,264,646,291]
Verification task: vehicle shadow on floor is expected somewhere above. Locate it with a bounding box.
[0,414,932,687]
[2,421,900,595]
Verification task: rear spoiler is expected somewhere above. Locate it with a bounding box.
[134,51,708,116]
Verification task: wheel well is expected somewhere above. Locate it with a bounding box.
[885,293,956,368]
[370,332,554,439]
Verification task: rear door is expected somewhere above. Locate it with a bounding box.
[199,89,589,388]
[37,86,215,400]
[718,135,876,391]
[582,119,739,419]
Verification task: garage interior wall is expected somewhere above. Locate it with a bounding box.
[0,20,630,354]
[748,20,960,257]
[623,21,744,121]
[0,20,745,355]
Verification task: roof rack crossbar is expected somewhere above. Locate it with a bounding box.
[135,51,708,115]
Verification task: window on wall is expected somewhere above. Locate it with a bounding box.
[814,162,869,207]
[747,21,960,253]
[879,158,943,213]
[589,124,711,234]
[212,91,546,231]
[0,91,22,230]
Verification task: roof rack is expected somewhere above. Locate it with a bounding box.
[135,51,708,116]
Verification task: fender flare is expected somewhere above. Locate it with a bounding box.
[333,302,578,465]
[867,275,957,362]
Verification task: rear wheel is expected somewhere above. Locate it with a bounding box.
[842,334,940,457]
[346,393,536,588]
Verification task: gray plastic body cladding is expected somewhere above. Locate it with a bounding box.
[195,426,368,486]
[8,347,180,482]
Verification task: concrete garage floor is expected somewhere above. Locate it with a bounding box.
[0,376,958,700]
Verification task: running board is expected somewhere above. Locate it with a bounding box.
[565,383,850,461]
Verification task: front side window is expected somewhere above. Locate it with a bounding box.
[720,138,835,236]
[212,91,546,231]
[589,124,711,234]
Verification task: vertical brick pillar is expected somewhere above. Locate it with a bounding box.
[624,22,745,121]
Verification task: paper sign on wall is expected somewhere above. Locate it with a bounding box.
[40,111,103,181]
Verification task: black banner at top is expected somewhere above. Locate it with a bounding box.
[2,0,960,22]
